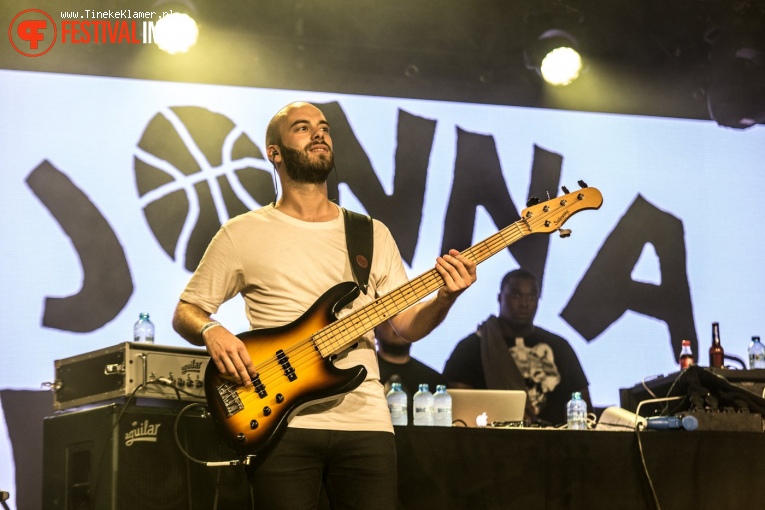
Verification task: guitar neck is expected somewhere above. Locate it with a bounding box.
[313,218,530,357]
[313,185,603,357]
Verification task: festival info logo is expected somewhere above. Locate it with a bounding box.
[9,9,57,56]
[134,107,276,271]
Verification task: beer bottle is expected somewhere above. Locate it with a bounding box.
[709,322,724,368]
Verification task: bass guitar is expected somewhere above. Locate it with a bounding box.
[205,182,603,455]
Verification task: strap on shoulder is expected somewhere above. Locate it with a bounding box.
[342,208,374,295]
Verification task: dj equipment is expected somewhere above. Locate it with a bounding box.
[620,366,765,432]
[42,404,250,510]
[675,409,762,432]
[51,342,210,410]
[620,367,765,417]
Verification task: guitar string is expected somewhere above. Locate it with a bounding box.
[299,191,591,364]
[216,241,514,407]
[217,193,590,408]
[225,226,528,411]
[223,222,525,403]
[215,197,573,407]
[219,209,544,406]
[307,217,529,355]
[219,246,467,399]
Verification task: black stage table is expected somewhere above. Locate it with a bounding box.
[393,425,764,510]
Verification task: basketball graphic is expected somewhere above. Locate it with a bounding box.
[134,106,276,271]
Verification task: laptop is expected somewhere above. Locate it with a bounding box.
[448,389,527,427]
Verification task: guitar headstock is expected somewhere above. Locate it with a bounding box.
[520,184,603,235]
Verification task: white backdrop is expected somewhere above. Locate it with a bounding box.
[1,69,764,504]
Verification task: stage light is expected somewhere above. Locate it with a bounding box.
[153,11,199,54]
[525,28,584,86]
[150,0,199,54]
[540,44,582,86]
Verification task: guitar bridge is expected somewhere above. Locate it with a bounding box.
[217,383,244,417]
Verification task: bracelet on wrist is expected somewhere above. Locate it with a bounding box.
[200,321,221,338]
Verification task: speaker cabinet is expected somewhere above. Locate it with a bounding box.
[42,404,250,510]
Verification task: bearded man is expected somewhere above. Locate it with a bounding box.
[172,102,477,509]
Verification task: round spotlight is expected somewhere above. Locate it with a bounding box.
[540,46,582,86]
[525,28,585,86]
[153,12,199,54]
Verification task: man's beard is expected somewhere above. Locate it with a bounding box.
[280,143,334,184]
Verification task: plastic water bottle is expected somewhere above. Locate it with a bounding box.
[413,384,434,426]
[748,336,765,369]
[566,391,588,430]
[133,312,155,343]
[433,385,452,427]
[386,382,408,426]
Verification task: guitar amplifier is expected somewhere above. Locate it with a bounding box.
[42,403,251,509]
[52,342,210,411]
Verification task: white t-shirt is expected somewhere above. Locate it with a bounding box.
[181,203,409,432]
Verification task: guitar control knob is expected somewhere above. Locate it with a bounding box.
[276,393,285,403]
[237,433,245,442]
[250,420,259,429]
[263,406,272,416]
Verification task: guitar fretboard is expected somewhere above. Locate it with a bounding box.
[313,218,532,357]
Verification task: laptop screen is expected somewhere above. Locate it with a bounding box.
[449,389,527,427]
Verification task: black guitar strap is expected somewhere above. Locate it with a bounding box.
[342,208,374,295]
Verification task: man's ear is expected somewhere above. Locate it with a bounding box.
[267,145,281,163]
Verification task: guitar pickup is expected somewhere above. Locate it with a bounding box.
[254,384,267,399]
[276,349,298,382]
[252,374,268,399]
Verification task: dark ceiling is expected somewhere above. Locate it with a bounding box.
[3,0,765,122]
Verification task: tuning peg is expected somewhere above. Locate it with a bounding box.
[577,180,588,188]
[558,228,572,238]
[526,197,540,207]
[561,186,570,194]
